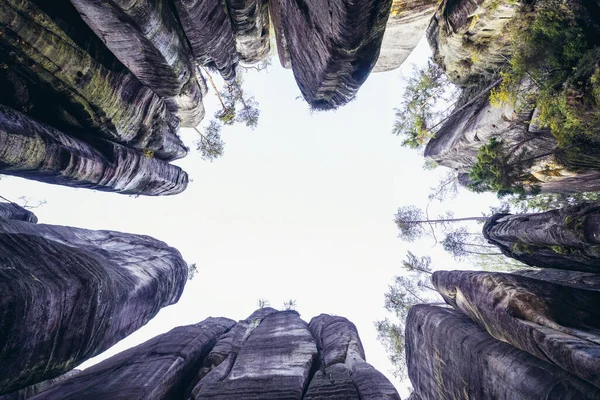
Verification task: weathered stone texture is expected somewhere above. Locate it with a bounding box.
[28,318,235,400]
[268,0,291,69]
[484,203,600,272]
[173,0,239,82]
[0,216,187,395]
[190,310,318,399]
[0,0,187,161]
[426,0,517,87]
[0,202,37,224]
[0,105,188,196]
[373,0,437,73]
[406,304,600,399]
[226,0,270,64]
[281,0,392,109]
[433,270,600,389]
[0,371,80,400]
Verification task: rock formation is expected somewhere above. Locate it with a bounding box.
[483,202,600,272]
[280,0,392,109]
[226,0,270,64]
[0,202,37,224]
[0,371,80,400]
[0,207,187,395]
[4,309,399,399]
[432,269,600,389]
[406,304,600,399]
[373,0,437,73]
[0,105,188,196]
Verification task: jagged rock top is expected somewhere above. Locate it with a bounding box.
[0,202,37,223]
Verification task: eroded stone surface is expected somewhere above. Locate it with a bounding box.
[433,270,600,388]
[406,304,600,399]
[0,217,187,394]
[226,0,270,64]
[0,105,188,196]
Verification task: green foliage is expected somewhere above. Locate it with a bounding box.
[468,138,541,196]
[512,239,535,255]
[187,263,197,281]
[283,299,297,311]
[502,192,600,213]
[195,122,225,162]
[393,60,458,149]
[257,298,270,309]
[551,245,570,255]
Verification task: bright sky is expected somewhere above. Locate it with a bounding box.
[1,38,499,397]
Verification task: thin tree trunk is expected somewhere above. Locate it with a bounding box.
[198,65,227,110]
[413,216,489,224]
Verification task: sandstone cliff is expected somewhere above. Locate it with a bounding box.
[4,310,400,399]
[0,208,187,395]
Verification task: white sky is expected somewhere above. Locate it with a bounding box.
[1,38,500,398]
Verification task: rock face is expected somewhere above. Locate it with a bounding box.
[426,0,517,87]
[28,318,235,400]
[484,203,600,272]
[280,0,392,109]
[0,371,81,400]
[406,304,600,399]
[0,105,188,196]
[373,0,437,73]
[0,202,37,223]
[0,210,187,395]
[433,269,600,389]
[16,309,399,399]
[226,0,270,64]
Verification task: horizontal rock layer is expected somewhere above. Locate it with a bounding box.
[406,304,600,399]
[281,0,392,109]
[0,216,187,394]
[0,105,188,196]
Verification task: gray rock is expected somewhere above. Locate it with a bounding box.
[281,0,392,109]
[433,270,600,389]
[0,217,187,394]
[0,202,37,224]
[269,0,291,69]
[28,318,235,400]
[225,0,270,64]
[173,0,239,82]
[483,203,600,272]
[0,371,80,400]
[190,310,318,399]
[0,105,188,196]
[0,0,187,161]
[373,0,437,73]
[406,304,600,399]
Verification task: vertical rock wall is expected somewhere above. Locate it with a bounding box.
[0,213,187,395]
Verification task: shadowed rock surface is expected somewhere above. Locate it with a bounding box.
[0,214,187,395]
[18,310,400,399]
[0,202,37,223]
[0,105,188,196]
[406,304,600,399]
[373,0,437,73]
[173,0,239,82]
[0,0,186,161]
[306,314,400,400]
[433,270,600,388]
[484,203,600,272]
[69,0,205,127]
[268,0,291,69]
[281,0,392,109]
[226,0,270,64]
[28,318,235,400]
[0,371,80,400]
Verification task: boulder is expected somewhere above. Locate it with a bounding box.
[406,304,600,399]
[0,216,187,394]
[0,105,188,196]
